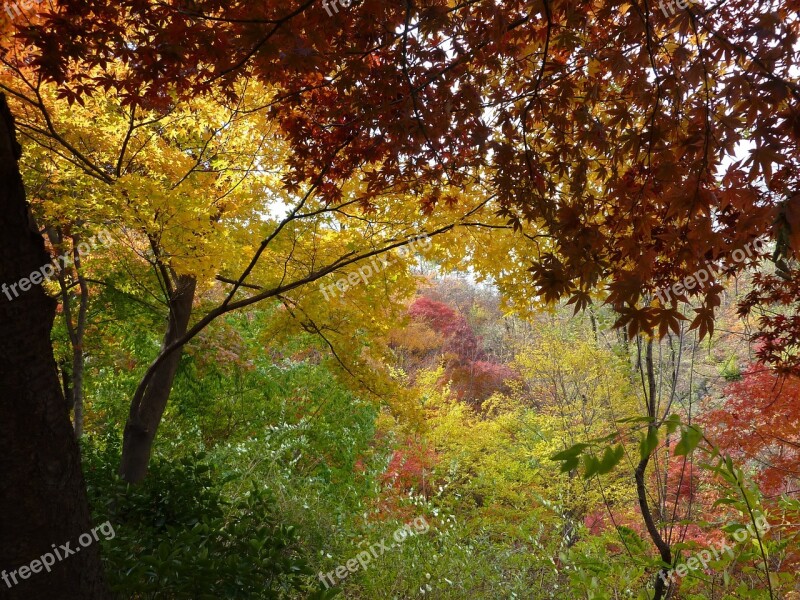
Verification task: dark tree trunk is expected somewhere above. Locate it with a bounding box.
[637,339,672,600]
[0,95,109,598]
[119,274,196,483]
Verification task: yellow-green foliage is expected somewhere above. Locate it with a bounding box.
[412,325,639,538]
[514,324,640,516]
[421,369,552,510]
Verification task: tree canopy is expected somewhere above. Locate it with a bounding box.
[1,1,799,599]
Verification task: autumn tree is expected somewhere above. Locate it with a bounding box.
[704,364,800,497]
[401,295,517,403]
[19,0,797,334]
[0,68,292,481]
[3,0,799,596]
[1,50,538,483]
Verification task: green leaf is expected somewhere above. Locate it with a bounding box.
[597,444,624,475]
[583,454,601,479]
[712,498,739,508]
[639,428,659,461]
[558,456,580,473]
[674,425,703,456]
[664,413,681,435]
[551,443,590,462]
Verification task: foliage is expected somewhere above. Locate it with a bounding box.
[14,0,799,341]
[2,5,799,596]
[58,276,800,598]
[83,437,314,599]
[703,364,800,496]
[400,296,518,403]
[740,268,800,376]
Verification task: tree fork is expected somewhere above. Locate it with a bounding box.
[119,274,196,483]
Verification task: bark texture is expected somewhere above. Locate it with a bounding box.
[0,94,109,599]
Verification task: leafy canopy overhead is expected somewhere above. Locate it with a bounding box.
[8,0,800,339]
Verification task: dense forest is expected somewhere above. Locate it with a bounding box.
[1,1,799,598]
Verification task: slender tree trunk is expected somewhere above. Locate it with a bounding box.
[69,237,89,439]
[588,304,598,343]
[119,274,196,483]
[0,94,109,599]
[636,339,672,600]
[51,230,90,439]
[59,357,73,408]
[72,342,86,438]
[72,270,89,439]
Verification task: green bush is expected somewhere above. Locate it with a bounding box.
[83,436,316,599]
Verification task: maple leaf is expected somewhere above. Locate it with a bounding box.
[689,305,715,340]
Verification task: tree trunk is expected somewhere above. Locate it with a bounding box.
[50,229,90,439]
[67,236,89,439]
[119,274,196,483]
[72,341,86,438]
[0,94,109,599]
[636,339,672,600]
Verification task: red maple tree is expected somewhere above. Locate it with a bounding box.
[703,363,800,496]
[406,296,517,403]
